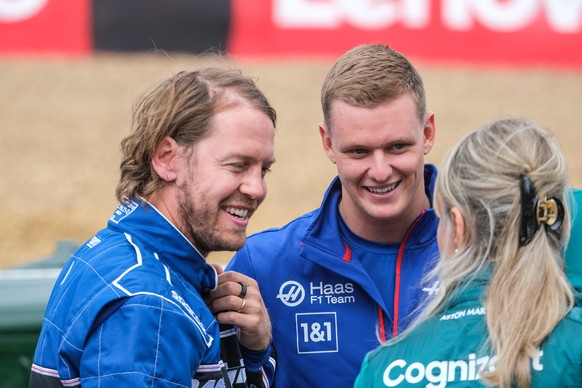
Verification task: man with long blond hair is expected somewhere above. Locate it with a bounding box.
[30,68,276,387]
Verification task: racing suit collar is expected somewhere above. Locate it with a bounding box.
[108,199,218,292]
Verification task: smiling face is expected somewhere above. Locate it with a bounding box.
[320,93,435,242]
[172,102,275,256]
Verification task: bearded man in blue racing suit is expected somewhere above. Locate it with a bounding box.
[226,44,440,386]
[30,69,277,387]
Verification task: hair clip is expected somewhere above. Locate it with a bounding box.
[519,175,565,247]
[520,175,538,246]
[536,197,564,231]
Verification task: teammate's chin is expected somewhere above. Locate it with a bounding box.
[365,204,406,223]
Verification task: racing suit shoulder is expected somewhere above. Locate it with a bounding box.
[31,222,225,387]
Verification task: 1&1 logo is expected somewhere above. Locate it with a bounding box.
[276,280,305,307]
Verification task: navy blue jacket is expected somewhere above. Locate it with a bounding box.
[227,165,440,386]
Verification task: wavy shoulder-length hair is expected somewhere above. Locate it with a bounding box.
[115,68,276,204]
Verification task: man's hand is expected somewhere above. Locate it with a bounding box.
[207,264,272,351]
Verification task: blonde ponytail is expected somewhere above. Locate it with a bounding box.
[427,118,573,387]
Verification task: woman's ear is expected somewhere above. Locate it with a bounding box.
[152,136,180,182]
[449,207,465,251]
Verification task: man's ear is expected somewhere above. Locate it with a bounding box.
[449,207,465,250]
[152,136,180,182]
[319,123,336,164]
[423,112,436,155]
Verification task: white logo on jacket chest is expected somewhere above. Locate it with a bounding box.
[171,290,195,317]
[295,312,338,354]
[277,280,305,306]
[277,280,356,307]
[309,281,355,304]
[422,281,441,296]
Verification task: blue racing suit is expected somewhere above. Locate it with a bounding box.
[227,164,440,387]
[29,200,264,387]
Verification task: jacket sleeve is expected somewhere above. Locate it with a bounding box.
[226,247,276,387]
[240,342,275,387]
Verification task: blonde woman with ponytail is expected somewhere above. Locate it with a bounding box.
[355,117,582,387]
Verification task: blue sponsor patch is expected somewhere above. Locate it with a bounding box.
[110,201,138,224]
[295,312,338,354]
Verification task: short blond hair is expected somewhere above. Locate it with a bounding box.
[320,43,426,131]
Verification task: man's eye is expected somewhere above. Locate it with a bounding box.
[351,148,367,155]
[231,163,247,171]
[393,143,406,150]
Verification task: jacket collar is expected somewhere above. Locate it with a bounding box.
[441,266,492,312]
[302,163,439,258]
[107,199,218,292]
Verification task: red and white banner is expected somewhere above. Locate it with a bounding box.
[2,0,581,68]
[229,0,582,68]
[0,0,90,55]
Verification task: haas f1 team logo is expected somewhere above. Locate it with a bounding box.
[276,280,305,307]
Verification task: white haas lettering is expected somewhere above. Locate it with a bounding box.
[274,0,582,33]
[309,282,355,304]
[310,281,354,295]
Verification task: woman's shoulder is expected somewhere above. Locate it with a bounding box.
[366,310,486,364]
[554,305,582,331]
[542,305,582,354]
